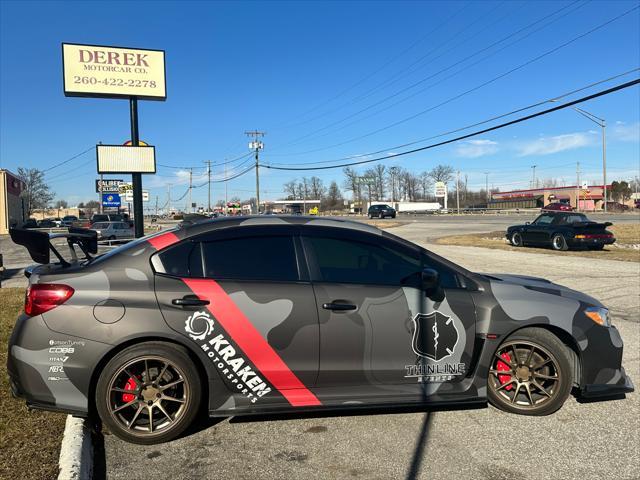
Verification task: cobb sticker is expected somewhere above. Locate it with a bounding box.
[185,311,271,403]
[405,311,465,383]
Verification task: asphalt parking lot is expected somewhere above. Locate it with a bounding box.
[98,217,639,480]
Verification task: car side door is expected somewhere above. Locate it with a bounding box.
[302,228,476,402]
[153,225,320,410]
[524,214,554,244]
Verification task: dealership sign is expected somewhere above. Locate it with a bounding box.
[434,181,447,198]
[62,43,166,100]
[102,193,121,207]
[95,179,123,193]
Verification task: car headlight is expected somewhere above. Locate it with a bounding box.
[584,307,610,327]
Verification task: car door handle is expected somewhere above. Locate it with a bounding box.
[322,302,357,311]
[172,296,210,307]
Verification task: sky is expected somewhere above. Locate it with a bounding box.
[1,0,639,210]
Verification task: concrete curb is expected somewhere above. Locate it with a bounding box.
[58,415,93,480]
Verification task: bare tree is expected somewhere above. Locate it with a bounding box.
[309,176,326,199]
[283,180,298,200]
[419,172,432,200]
[387,166,401,202]
[324,181,343,211]
[54,199,68,209]
[427,164,455,184]
[17,167,54,215]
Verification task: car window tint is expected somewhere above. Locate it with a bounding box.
[534,214,554,225]
[201,236,298,281]
[157,242,202,277]
[305,236,420,285]
[422,254,460,289]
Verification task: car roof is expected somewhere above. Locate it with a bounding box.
[179,215,383,237]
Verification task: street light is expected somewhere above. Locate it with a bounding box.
[571,107,608,213]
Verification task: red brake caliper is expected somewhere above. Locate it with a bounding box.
[497,353,513,391]
[122,377,138,403]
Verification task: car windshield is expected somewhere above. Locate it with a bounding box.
[92,215,109,222]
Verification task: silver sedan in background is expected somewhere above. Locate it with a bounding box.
[90,221,134,240]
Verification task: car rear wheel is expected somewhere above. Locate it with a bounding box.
[510,232,523,247]
[551,234,568,251]
[488,328,572,416]
[96,342,201,444]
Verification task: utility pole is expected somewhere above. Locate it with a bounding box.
[224,161,228,216]
[576,162,581,212]
[484,172,490,202]
[188,168,193,213]
[204,160,213,213]
[456,170,460,215]
[167,183,172,216]
[246,130,265,214]
[531,165,537,189]
[155,195,158,217]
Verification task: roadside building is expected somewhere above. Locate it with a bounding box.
[0,169,26,235]
[489,184,610,211]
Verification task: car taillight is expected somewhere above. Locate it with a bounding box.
[25,284,75,316]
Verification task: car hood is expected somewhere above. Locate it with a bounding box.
[482,273,603,307]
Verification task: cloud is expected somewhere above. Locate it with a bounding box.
[612,121,640,142]
[516,132,597,156]
[455,139,498,158]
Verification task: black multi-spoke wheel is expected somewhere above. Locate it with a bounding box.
[488,328,572,416]
[96,342,201,444]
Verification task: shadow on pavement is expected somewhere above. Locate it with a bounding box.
[405,413,433,480]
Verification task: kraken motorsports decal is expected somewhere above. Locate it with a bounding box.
[405,311,465,383]
[183,310,272,404]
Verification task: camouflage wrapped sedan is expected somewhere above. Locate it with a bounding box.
[7,217,633,444]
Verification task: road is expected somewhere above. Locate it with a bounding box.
[101,218,639,480]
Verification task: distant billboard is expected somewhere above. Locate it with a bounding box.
[62,43,166,100]
[434,181,447,198]
[97,145,156,174]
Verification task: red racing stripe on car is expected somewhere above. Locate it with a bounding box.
[182,277,322,407]
[148,231,180,250]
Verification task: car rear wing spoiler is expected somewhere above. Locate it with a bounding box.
[9,227,98,266]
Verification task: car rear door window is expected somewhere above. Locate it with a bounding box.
[156,241,203,277]
[304,236,420,285]
[201,236,299,282]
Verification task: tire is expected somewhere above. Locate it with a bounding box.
[487,328,572,416]
[510,232,523,247]
[96,342,201,444]
[551,234,568,251]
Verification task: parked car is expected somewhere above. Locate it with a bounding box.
[8,217,632,444]
[506,212,615,251]
[37,219,57,228]
[90,221,134,240]
[542,202,573,212]
[90,213,128,225]
[602,201,629,212]
[368,204,397,219]
[51,217,62,227]
[22,218,38,229]
[60,215,79,227]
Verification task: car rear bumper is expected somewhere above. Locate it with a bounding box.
[7,313,110,416]
[568,238,616,247]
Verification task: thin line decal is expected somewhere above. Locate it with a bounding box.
[182,278,321,407]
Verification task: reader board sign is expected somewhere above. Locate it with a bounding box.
[124,190,149,202]
[97,145,156,174]
[102,193,121,207]
[62,43,166,100]
[434,181,447,198]
[95,179,123,193]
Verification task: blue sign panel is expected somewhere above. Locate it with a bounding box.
[102,193,121,207]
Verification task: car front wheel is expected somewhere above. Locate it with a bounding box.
[488,328,572,416]
[96,342,201,444]
[510,232,523,247]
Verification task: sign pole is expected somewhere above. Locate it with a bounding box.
[129,97,144,237]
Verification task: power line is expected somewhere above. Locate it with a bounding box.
[43,146,94,172]
[263,78,639,171]
[157,151,252,170]
[268,3,638,158]
[266,68,639,168]
[271,0,582,152]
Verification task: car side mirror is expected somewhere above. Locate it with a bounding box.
[421,268,445,302]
